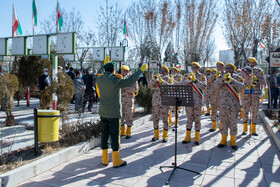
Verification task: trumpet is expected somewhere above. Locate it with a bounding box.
[251,70,258,87]
[152,73,160,80]
[185,72,195,82]
[223,73,232,83]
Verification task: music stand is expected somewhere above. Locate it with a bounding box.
[159,85,200,185]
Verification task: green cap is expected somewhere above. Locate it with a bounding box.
[104,62,115,70]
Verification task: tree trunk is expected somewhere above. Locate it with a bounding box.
[252,39,259,57]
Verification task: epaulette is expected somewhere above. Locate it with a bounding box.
[114,73,123,79]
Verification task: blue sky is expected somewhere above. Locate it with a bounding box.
[0,0,132,37]
[0,0,229,58]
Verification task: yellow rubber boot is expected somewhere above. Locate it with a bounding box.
[168,111,173,126]
[230,135,238,150]
[242,122,248,135]
[175,118,179,126]
[121,126,126,136]
[152,129,159,141]
[133,104,135,112]
[126,126,131,139]
[112,151,127,168]
[202,108,205,115]
[251,123,258,136]
[182,130,191,144]
[102,149,109,165]
[209,121,216,132]
[162,129,168,143]
[194,131,200,145]
[219,121,221,130]
[217,134,227,148]
[205,107,210,116]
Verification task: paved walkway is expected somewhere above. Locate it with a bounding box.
[17,111,280,187]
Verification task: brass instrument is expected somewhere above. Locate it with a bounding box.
[250,70,258,88]
[185,72,195,82]
[153,73,160,80]
[223,73,232,83]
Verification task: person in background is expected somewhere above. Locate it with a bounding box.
[38,68,52,108]
[138,73,148,87]
[74,71,86,112]
[268,69,280,110]
[58,66,63,73]
[83,67,96,112]
[67,67,76,104]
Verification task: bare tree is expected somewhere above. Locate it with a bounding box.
[222,0,280,68]
[97,0,123,47]
[182,0,219,71]
[41,8,84,34]
[76,30,96,70]
[127,0,177,66]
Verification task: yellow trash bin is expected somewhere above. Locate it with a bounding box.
[38,109,60,142]
[264,88,268,99]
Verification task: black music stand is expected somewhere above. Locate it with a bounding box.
[159,85,200,185]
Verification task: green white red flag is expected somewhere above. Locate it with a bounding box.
[56,0,63,33]
[12,5,22,37]
[123,15,129,37]
[32,0,38,29]
[259,40,266,49]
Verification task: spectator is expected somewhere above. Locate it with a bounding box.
[138,73,148,86]
[74,71,86,112]
[67,67,76,104]
[268,69,280,110]
[67,67,75,80]
[58,66,63,73]
[82,67,96,112]
[38,68,51,108]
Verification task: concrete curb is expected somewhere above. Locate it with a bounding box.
[0,114,152,187]
[259,110,280,152]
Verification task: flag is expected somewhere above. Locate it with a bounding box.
[32,0,38,28]
[259,40,266,49]
[123,15,129,37]
[56,0,63,32]
[12,5,22,37]
[176,63,181,68]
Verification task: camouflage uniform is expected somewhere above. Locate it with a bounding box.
[148,75,172,131]
[240,66,265,134]
[171,74,184,120]
[121,72,138,128]
[208,71,225,122]
[204,74,212,109]
[214,73,245,136]
[182,72,206,131]
[172,74,184,84]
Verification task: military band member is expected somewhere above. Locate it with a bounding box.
[240,57,265,136]
[208,62,225,132]
[170,67,184,125]
[204,68,212,116]
[97,62,147,167]
[214,63,245,150]
[182,62,206,145]
[148,65,173,143]
[120,65,138,139]
[171,67,183,84]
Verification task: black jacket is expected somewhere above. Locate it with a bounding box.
[83,73,96,91]
[38,74,51,91]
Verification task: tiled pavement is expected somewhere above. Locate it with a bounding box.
[17,111,280,187]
